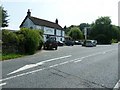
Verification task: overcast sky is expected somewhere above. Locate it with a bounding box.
[1,0,120,30]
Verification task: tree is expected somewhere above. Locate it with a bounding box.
[68,27,83,40]
[0,6,9,27]
[90,16,112,44]
[111,25,120,42]
[79,23,90,31]
[65,25,77,34]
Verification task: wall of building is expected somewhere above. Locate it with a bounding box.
[22,18,35,29]
[21,18,65,42]
[44,27,54,35]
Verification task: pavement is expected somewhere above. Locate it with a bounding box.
[0,44,119,89]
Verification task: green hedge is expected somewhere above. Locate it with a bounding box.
[18,28,43,54]
[2,28,43,55]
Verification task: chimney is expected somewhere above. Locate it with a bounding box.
[55,19,58,24]
[27,9,31,17]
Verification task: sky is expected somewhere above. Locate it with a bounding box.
[1,0,120,30]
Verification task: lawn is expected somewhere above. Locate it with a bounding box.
[2,53,24,61]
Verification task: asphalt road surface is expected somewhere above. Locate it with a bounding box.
[1,44,119,89]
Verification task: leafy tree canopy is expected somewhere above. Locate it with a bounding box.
[0,6,9,27]
[68,27,83,40]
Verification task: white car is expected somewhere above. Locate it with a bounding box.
[82,40,97,47]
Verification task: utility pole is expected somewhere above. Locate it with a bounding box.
[84,27,87,40]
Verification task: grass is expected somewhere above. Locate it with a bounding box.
[1,53,24,61]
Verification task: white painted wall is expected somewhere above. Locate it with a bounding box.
[22,18,35,29]
[44,27,54,35]
[56,29,61,36]
[62,31,65,37]
[35,25,42,30]
[21,17,65,42]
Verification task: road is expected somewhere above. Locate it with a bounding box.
[1,44,119,89]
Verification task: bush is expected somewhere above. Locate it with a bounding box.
[94,34,111,44]
[2,29,19,54]
[111,39,118,43]
[19,28,43,54]
[68,27,83,40]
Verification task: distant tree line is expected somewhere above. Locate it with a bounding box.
[64,16,120,44]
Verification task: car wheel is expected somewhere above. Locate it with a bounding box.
[55,47,57,50]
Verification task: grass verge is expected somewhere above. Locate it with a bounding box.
[1,53,24,61]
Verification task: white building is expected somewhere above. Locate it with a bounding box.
[20,9,65,41]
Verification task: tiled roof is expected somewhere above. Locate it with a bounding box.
[20,16,63,30]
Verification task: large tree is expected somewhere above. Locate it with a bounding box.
[0,6,9,27]
[90,16,113,44]
[79,23,90,31]
[68,27,83,40]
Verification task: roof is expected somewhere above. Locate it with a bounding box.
[20,16,63,30]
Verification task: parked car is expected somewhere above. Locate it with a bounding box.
[74,40,81,45]
[82,40,97,47]
[57,41,64,46]
[65,40,74,46]
[43,36,58,50]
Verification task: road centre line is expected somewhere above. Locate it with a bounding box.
[7,55,72,75]
[74,49,117,63]
[113,80,120,89]
[0,58,80,82]
[1,49,117,83]
[0,82,7,87]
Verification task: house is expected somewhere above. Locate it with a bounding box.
[20,9,65,42]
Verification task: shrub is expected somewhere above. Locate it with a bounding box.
[111,39,118,43]
[2,29,19,54]
[68,27,83,40]
[19,28,43,54]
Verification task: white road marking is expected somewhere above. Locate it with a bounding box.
[74,49,117,63]
[1,49,117,83]
[74,52,101,63]
[0,82,7,87]
[7,63,43,75]
[113,80,120,89]
[7,55,72,75]
[74,59,82,63]
[0,58,79,82]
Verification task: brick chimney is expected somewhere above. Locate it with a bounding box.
[27,9,31,17]
[55,18,58,24]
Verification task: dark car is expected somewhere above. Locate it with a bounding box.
[65,40,74,46]
[57,41,64,46]
[43,37,58,50]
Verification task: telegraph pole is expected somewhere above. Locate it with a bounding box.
[84,27,87,40]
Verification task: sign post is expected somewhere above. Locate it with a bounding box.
[84,27,87,40]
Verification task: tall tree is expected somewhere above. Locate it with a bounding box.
[90,17,112,44]
[79,23,90,31]
[68,27,83,40]
[0,6,9,27]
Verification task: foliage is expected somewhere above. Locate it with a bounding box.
[68,27,83,40]
[65,25,77,34]
[2,29,19,45]
[79,23,90,31]
[18,28,43,54]
[111,39,118,43]
[2,53,24,60]
[90,16,118,44]
[2,29,19,54]
[111,25,120,41]
[0,6,9,27]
